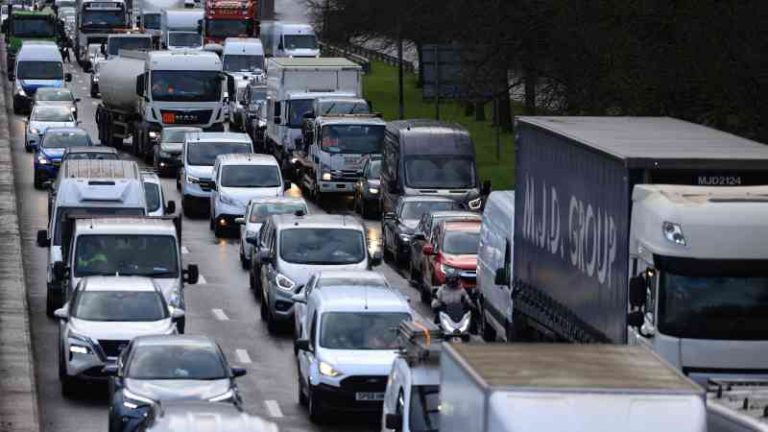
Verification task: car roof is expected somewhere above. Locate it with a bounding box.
[60,159,140,179]
[185,132,252,144]
[63,146,118,154]
[271,213,363,230]
[81,276,159,292]
[316,270,389,287]
[43,127,89,136]
[132,334,218,349]
[315,285,410,313]
[216,153,277,166]
[31,104,72,114]
[386,119,469,136]
[141,172,161,183]
[35,87,73,96]
[75,217,177,235]
[429,210,481,220]
[315,115,386,127]
[247,196,306,207]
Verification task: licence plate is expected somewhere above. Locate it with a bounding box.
[355,392,385,401]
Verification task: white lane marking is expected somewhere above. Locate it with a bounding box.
[181,246,189,254]
[197,274,207,284]
[81,87,88,91]
[264,400,283,418]
[91,101,98,106]
[235,349,252,364]
[212,308,229,321]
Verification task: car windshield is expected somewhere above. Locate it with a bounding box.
[367,160,381,179]
[144,182,161,212]
[73,235,178,277]
[404,157,476,189]
[206,19,250,38]
[72,291,167,321]
[409,385,440,432]
[64,151,118,161]
[283,34,317,50]
[287,99,313,128]
[151,71,222,102]
[223,54,264,73]
[280,228,366,265]
[17,61,62,80]
[54,207,145,245]
[127,345,227,380]
[320,124,384,154]
[168,32,202,48]
[10,18,55,37]
[400,201,456,220]
[319,312,410,350]
[186,142,251,166]
[36,89,73,102]
[42,132,91,148]
[31,106,73,122]
[658,259,768,340]
[162,128,200,143]
[317,100,370,115]
[142,13,160,29]
[108,37,151,55]
[249,201,306,223]
[442,230,480,255]
[81,7,125,28]
[221,165,281,188]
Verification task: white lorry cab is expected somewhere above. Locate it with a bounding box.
[260,21,319,58]
[161,9,204,50]
[12,41,72,114]
[37,160,148,316]
[222,38,265,122]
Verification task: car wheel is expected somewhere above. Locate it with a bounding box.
[182,197,195,218]
[266,305,279,335]
[260,292,268,320]
[479,299,497,342]
[46,286,61,318]
[33,172,44,189]
[382,229,394,263]
[59,349,76,397]
[298,374,308,407]
[308,385,325,424]
[176,176,181,192]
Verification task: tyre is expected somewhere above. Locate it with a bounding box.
[46,286,61,318]
[239,250,249,270]
[33,172,44,189]
[176,176,182,191]
[479,300,497,342]
[259,293,268,320]
[308,385,325,424]
[266,304,279,334]
[298,375,308,407]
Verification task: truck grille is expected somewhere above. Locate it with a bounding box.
[160,110,212,125]
[339,375,387,392]
[331,170,360,182]
[98,340,129,358]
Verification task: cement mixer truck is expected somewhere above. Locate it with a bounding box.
[96,49,233,158]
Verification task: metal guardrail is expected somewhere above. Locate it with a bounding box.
[319,41,418,74]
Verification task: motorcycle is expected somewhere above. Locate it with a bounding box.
[437,301,472,342]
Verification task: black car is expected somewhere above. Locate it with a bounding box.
[381,195,459,266]
[353,155,381,219]
[106,335,247,432]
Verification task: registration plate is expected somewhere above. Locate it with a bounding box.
[355,392,385,401]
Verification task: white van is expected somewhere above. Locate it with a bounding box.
[12,41,72,114]
[260,21,319,58]
[476,190,514,342]
[222,38,265,121]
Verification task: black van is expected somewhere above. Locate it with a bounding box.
[381,119,488,213]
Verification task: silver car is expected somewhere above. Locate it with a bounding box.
[237,196,309,269]
[32,87,80,120]
[54,276,183,397]
[25,104,77,152]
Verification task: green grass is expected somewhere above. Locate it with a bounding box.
[363,61,516,190]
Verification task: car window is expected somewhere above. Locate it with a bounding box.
[401,201,457,220]
[220,165,281,188]
[74,234,178,277]
[32,106,74,122]
[319,312,411,350]
[280,228,365,265]
[144,182,161,212]
[42,132,91,148]
[441,230,480,255]
[72,291,167,321]
[127,345,227,380]
[248,201,307,223]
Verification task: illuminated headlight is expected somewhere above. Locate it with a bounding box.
[122,389,155,409]
[468,197,482,210]
[70,106,76,112]
[368,187,379,194]
[69,345,90,355]
[319,361,341,377]
[208,389,235,403]
[399,233,412,242]
[16,86,26,97]
[29,127,40,135]
[662,222,686,246]
[321,172,332,181]
[37,154,50,164]
[275,273,296,291]
[441,264,459,275]
[148,131,159,139]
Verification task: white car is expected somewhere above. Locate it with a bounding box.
[54,276,184,397]
[236,196,308,268]
[209,153,288,237]
[293,282,412,423]
[142,171,176,217]
[25,102,77,152]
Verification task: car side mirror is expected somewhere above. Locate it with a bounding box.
[245,235,259,246]
[101,364,119,376]
[291,293,306,303]
[629,275,647,308]
[627,310,644,329]
[37,229,50,247]
[231,366,247,378]
[235,217,245,225]
[183,264,199,284]
[171,308,185,320]
[422,244,434,256]
[74,98,81,103]
[494,267,510,286]
[383,212,396,220]
[165,200,176,214]
[385,413,403,431]
[65,72,72,82]
[53,307,68,320]
[369,251,382,267]
[283,181,291,191]
[294,339,311,353]
[481,179,492,195]
[257,248,273,264]
[52,261,68,281]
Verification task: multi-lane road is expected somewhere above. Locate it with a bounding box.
[2,22,433,432]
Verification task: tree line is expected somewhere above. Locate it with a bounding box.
[307,0,767,142]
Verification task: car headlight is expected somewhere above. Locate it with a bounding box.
[67,331,95,355]
[441,264,459,275]
[368,187,379,194]
[168,289,182,309]
[468,197,482,210]
[37,154,50,165]
[29,127,40,135]
[70,106,76,112]
[399,233,412,243]
[148,131,159,139]
[275,273,296,291]
[16,86,26,97]
[122,388,155,409]
[208,389,235,403]
[321,172,332,181]
[69,344,90,355]
[186,175,200,184]
[319,361,341,377]
[219,193,238,206]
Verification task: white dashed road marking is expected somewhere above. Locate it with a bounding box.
[212,308,229,321]
[235,349,252,364]
[197,274,207,284]
[264,400,283,418]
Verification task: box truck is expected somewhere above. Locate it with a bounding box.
[439,343,706,432]
[501,116,768,384]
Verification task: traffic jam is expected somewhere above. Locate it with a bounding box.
[3,0,768,430]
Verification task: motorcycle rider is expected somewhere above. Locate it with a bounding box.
[431,273,472,321]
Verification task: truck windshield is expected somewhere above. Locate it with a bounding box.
[17,61,62,80]
[409,385,440,432]
[81,7,125,28]
[108,37,151,55]
[223,54,264,73]
[53,207,145,245]
[404,157,476,189]
[168,32,202,48]
[280,228,366,265]
[221,165,281,188]
[10,18,55,37]
[320,124,384,155]
[658,258,768,340]
[319,312,411,350]
[317,100,370,115]
[151,71,222,102]
[206,19,250,38]
[283,34,317,50]
[400,201,457,220]
[72,291,167,322]
[142,13,160,29]
[74,234,179,277]
[186,141,251,166]
[287,99,313,128]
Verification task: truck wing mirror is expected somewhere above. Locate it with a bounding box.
[627,310,645,329]
[37,229,50,247]
[52,261,68,281]
[494,267,510,286]
[629,275,647,308]
[165,200,176,214]
[183,264,199,284]
[385,413,403,430]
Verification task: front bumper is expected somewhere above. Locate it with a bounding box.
[156,152,181,169]
[268,284,295,321]
[313,375,388,412]
[212,199,246,220]
[183,180,213,199]
[213,213,242,231]
[64,349,113,382]
[318,180,355,194]
[34,160,61,179]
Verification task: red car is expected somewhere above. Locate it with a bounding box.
[418,220,481,303]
